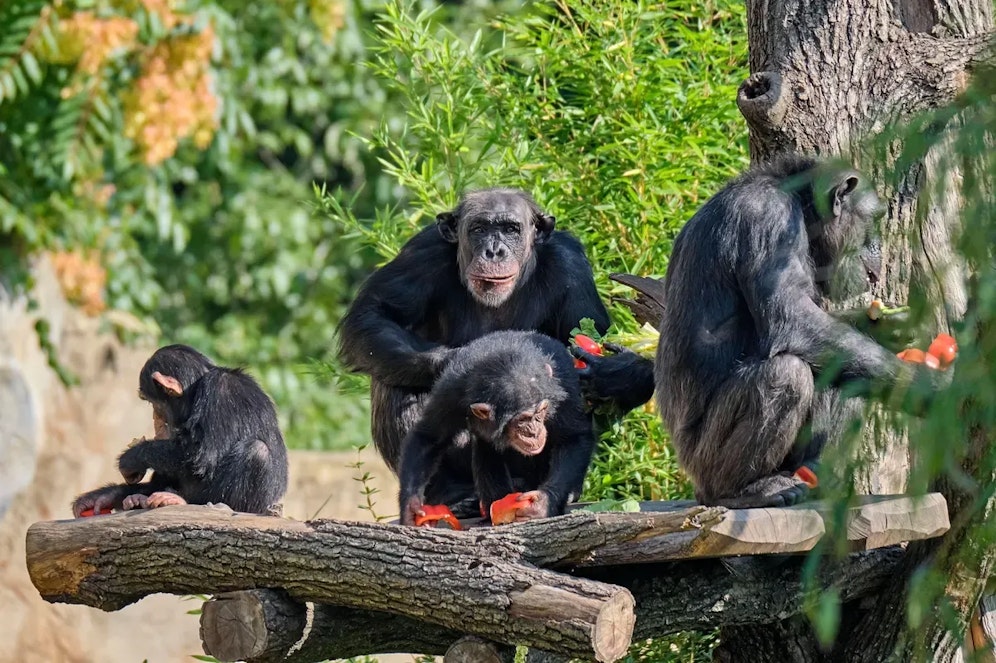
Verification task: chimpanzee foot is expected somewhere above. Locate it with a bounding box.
[263,503,283,517]
[711,474,812,509]
[489,490,550,525]
[147,491,188,509]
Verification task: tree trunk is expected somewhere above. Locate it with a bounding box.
[737,0,993,659]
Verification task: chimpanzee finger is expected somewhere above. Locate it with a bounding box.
[602,342,629,355]
[569,346,601,370]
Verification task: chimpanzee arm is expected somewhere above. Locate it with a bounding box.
[117,437,187,483]
[545,235,611,340]
[338,233,453,390]
[738,207,937,409]
[571,344,655,413]
[538,423,597,516]
[71,475,172,517]
[471,441,516,512]
[397,424,450,524]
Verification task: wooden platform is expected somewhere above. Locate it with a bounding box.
[24,494,949,663]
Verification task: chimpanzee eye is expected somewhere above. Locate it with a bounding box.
[503,223,520,234]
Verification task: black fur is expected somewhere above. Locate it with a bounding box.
[72,344,289,515]
[397,331,595,522]
[575,156,939,507]
[338,189,608,507]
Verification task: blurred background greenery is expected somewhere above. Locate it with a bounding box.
[4,1,995,661]
[0,0,747,470]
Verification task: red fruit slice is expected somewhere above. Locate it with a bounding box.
[575,334,603,355]
[927,333,957,368]
[793,466,819,489]
[78,507,113,518]
[897,348,928,364]
[489,492,533,525]
[413,504,462,530]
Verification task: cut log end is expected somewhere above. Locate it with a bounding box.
[593,588,638,663]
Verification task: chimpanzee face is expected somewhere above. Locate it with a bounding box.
[468,399,550,456]
[805,166,884,301]
[437,189,555,307]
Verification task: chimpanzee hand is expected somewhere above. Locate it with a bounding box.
[425,345,456,378]
[400,495,424,527]
[117,439,150,484]
[147,491,187,508]
[72,486,119,518]
[570,343,656,414]
[121,493,149,510]
[490,490,551,524]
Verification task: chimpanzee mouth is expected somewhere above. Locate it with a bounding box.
[472,274,516,285]
[513,436,545,456]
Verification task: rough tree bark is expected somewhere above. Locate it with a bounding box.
[733,0,993,660]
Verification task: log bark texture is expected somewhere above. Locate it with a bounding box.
[198,547,904,663]
[739,0,993,660]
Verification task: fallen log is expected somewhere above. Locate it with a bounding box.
[26,506,635,662]
[25,495,948,661]
[200,547,904,662]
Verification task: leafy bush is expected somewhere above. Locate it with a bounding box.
[322,0,749,501]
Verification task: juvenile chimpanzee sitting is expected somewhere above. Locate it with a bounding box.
[398,330,595,526]
[338,188,608,512]
[71,344,289,517]
[573,156,943,508]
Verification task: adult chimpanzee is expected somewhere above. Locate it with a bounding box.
[71,344,289,516]
[573,155,941,508]
[398,330,594,526]
[338,188,608,511]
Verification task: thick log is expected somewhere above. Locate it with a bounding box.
[26,506,635,662]
[200,590,464,662]
[198,547,904,662]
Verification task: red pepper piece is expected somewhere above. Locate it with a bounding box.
[573,334,603,369]
[793,466,819,489]
[927,333,957,368]
[413,504,463,530]
[489,492,533,525]
[78,507,113,518]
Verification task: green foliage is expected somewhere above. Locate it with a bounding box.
[320,1,748,659]
[324,0,748,502]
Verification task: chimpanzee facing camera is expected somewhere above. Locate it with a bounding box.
[398,330,595,526]
[338,188,609,510]
[71,344,289,517]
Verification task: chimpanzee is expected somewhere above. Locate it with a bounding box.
[71,344,289,516]
[397,330,594,526]
[573,155,941,508]
[338,188,609,511]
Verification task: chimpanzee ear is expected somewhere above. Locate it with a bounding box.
[544,363,553,378]
[829,173,860,218]
[152,371,183,397]
[436,211,459,243]
[470,403,494,420]
[534,214,556,243]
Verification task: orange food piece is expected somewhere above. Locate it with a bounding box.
[897,348,927,364]
[489,492,533,525]
[78,507,113,518]
[927,333,957,368]
[413,504,462,530]
[575,334,603,356]
[793,466,819,489]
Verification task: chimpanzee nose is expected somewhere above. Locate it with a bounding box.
[485,244,507,261]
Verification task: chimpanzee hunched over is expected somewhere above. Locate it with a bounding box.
[573,155,942,508]
[338,188,609,512]
[71,344,289,516]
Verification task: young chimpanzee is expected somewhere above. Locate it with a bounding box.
[338,188,609,513]
[71,344,289,517]
[398,330,595,526]
[573,155,944,508]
